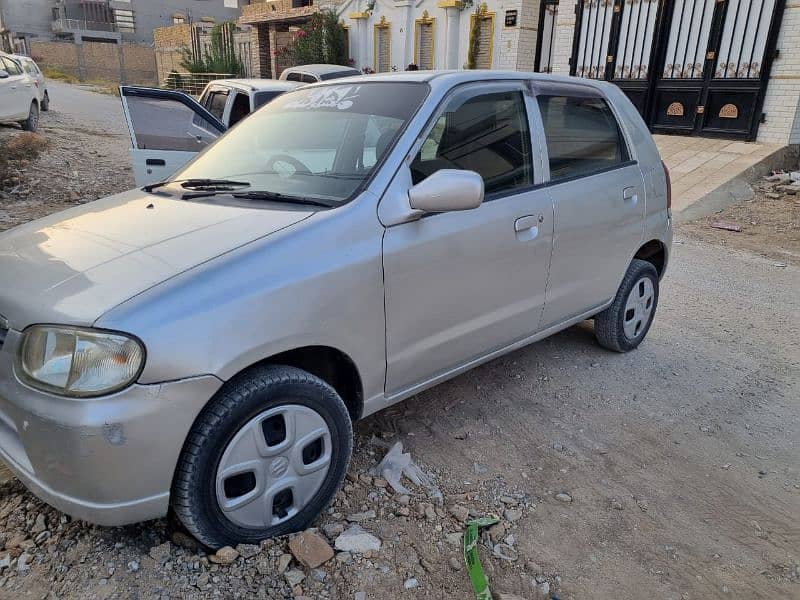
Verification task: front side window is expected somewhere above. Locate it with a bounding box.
[206,90,229,120]
[536,94,629,181]
[174,82,429,204]
[1,57,22,76]
[410,90,533,196]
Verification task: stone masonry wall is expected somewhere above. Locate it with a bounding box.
[30,39,156,85]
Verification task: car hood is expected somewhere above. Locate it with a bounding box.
[0,189,312,328]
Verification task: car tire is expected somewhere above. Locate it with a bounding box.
[21,101,39,132]
[41,92,50,112]
[171,365,353,549]
[594,259,659,352]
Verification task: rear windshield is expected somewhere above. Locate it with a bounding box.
[173,82,429,204]
[320,69,359,80]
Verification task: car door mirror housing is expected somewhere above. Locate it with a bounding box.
[408,169,484,213]
[0,69,9,79]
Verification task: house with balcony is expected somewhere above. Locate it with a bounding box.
[0,0,250,53]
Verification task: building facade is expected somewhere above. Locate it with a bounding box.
[238,0,798,144]
[0,0,250,51]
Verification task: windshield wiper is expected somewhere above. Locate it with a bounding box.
[233,191,335,208]
[143,178,251,193]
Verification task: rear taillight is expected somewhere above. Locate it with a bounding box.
[662,160,672,209]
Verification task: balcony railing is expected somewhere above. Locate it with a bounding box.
[52,17,117,33]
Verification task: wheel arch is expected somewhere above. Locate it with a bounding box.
[223,345,364,422]
[633,239,667,278]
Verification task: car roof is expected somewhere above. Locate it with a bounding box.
[207,79,301,92]
[301,69,614,94]
[283,64,360,75]
[11,54,34,63]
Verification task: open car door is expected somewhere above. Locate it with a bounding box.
[120,86,226,186]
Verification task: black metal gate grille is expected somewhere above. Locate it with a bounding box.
[569,0,786,140]
[535,0,560,73]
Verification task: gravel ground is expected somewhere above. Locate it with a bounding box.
[0,83,797,600]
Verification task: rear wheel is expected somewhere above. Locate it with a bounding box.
[595,259,659,352]
[171,365,353,549]
[21,101,38,132]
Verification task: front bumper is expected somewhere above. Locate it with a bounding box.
[0,329,222,525]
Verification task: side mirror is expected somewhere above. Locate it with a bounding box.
[0,70,9,79]
[408,169,484,213]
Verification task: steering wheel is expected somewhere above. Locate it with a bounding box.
[265,154,312,178]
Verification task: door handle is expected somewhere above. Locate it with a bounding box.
[146,158,166,166]
[514,215,542,241]
[623,187,639,204]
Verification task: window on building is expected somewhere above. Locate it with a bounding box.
[414,14,434,70]
[410,90,533,195]
[374,20,391,73]
[470,10,495,69]
[115,8,136,32]
[536,95,630,181]
[224,0,239,8]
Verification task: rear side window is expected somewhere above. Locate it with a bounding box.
[285,72,303,82]
[300,73,317,84]
[253,90,284,109]
[536,95,629,181]
[410,90,533,196]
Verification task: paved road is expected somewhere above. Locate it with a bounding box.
[46,80,127,134]
[372,233,799,598]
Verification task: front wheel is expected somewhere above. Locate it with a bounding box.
[171,365,353,548]
[21,101,39,132]
[594,259,659,352]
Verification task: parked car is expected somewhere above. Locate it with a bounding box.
[12,54,49,112]
[0,71,671,549]
[197,79,300,126]
[0,52,39,131]
[279,63,361,83]
[121,79,300,186]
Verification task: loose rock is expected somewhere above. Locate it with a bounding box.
[288,530,334,569]
[334,525,382,554]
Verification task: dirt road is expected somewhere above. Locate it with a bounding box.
[0,83,797,600]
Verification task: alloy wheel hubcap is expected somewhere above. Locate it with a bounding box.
[215,404,332,529]
[623,276,655,340]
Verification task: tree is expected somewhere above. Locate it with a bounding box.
[283,9,349,66]
[180,21,244,75]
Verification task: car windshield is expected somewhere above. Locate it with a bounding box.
[172,82,429,204]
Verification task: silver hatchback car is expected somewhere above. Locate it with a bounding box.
[0,71,671,548]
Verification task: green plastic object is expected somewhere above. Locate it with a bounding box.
[463,516,500,600]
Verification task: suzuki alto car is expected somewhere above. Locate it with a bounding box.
[0,71,671,548]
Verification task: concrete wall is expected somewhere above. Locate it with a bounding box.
[757,2,800,145]
[30,39,157,84]
[0,0,53,39]
[112,0,245,45]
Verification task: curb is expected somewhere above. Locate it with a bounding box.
[674,144,800,223]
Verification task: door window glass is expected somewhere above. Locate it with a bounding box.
[536,94,629,181]
[207,90,229,120]
[228,92,251,126]
[126,95,221,151]
[1,57,22,76]
[410,90,533,195]
[285,72,303,82]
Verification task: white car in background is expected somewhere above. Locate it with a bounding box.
[0,52,39,131]
[120,79,301,186]
[12,54,50,112]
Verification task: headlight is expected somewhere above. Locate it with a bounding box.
[17,326,145,397]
